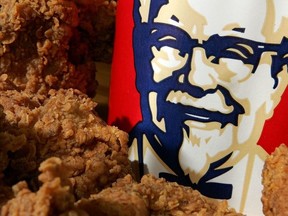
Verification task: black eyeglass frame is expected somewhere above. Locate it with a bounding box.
[144,23,288,87]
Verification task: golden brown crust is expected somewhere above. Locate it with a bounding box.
[1,157,89,216]
[0,0,98,96]
[77,182,149,216]
[0,88,131,202]
[75,174,243,216]
[262,144,288,216]
[138,175,242,216]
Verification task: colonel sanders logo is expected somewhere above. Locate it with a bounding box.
[128,0,288,214]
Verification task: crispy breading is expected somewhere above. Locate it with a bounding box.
[1,157,89,216]
[2,158,243,216]
[0,88,131,204]
[0,0,98,96]
[262,144,288,216]
[76,174,243,216]
[76,175,149,216]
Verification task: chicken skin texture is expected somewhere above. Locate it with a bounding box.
[1,157,243,216]
[75,174,243,216]
[262,144,288,216]
[1,157,88,216]
[0,0,99,97]
[0,88,131,205]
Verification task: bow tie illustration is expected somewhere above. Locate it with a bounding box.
[159,153,233,199]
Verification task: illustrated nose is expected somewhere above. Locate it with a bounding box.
[187,48,219,90]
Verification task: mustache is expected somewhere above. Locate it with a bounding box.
[156,84,245,128]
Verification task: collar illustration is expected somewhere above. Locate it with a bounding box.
[130,123,233,199]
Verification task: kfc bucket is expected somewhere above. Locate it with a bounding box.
[108,0,288,215]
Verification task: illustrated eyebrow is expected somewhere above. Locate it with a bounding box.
[159,35,177,41]
[232,27,246,33]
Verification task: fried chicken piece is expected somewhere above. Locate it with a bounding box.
[76,175,149,216]
[0,88,131,202]
[137,175,242,216]
[0,0,97,96]
[2,159,141,216]
[0,105,25,207]
[2,161,242,216]
[262,144,288,216]
[77,174,243,216]
[1,157,89,216]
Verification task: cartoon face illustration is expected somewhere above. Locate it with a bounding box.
[130,0,288,201]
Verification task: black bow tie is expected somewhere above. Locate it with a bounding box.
[159,153,233,200]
